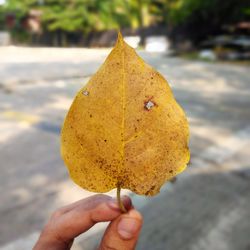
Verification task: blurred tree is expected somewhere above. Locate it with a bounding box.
[3,0,157,32]
[244,7,250,17]
[4,0,36,20]
[39,0,132,45]
[121,0,152,29]
[176,0,247,25]
[2,0,38,42]
[0,5,5,29]
[33,0,157,44]
[40,0,155,33]
[1,0,249,45]
[153,0,250,43]
[41,0,94,34]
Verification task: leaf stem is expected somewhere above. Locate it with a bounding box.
[117,183,127,213]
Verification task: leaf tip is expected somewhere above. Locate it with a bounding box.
[117,30,125,45]
[117,30,123,40]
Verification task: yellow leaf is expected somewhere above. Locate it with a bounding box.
[61,32,190,196]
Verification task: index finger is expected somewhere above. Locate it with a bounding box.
[46,194,132,241]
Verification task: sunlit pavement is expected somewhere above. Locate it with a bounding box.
[0,47,250,250]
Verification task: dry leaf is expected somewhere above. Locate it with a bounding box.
[61,32,190,196]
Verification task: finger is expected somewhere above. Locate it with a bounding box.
[53,194,117,214]
[48,195,132,241]
[99,209,143,250]
[56,194,132,215]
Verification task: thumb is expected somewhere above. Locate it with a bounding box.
[99,209,143,250]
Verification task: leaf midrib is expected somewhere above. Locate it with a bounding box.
[120,38,125,183]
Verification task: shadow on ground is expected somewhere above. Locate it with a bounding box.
[82,167,250,250]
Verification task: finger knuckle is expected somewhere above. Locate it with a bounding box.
[86,194,112,209]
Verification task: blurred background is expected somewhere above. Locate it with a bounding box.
[0,0,250,249]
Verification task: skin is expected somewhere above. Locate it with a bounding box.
[33,194,143,250]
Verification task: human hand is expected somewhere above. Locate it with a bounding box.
[33,194,143,250]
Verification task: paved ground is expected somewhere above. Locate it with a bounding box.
[0,47,250,250]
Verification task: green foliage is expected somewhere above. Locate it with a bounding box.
[8,0,144,34]
[0,6,5,29]
[2,0,159,34]
[4,0,37,18]
[40,0,154,33]
[243,7,250,16]
[1,0,249,43]
[156,0,249,26]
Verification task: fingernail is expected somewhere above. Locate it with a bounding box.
[117,217,140,239]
